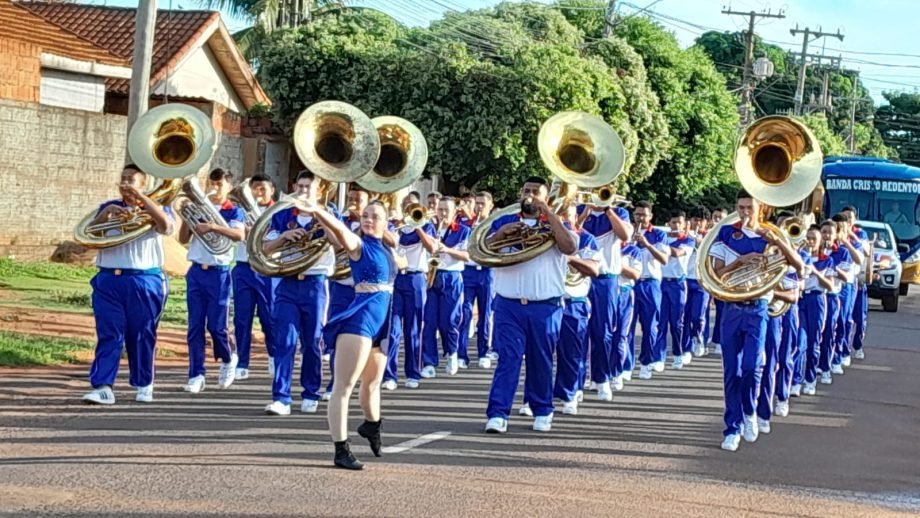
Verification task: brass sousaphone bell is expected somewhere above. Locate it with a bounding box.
[73,104,216,249]
[696,116,823,306]
[468,111,625,268]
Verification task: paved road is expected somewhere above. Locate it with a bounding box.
[1,297,919,517]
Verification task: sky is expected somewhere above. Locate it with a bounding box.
[86,0,920,105]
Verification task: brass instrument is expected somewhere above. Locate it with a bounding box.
[402,203,429,229]
[427,219,444,289]
[175,181,234,255]
[469,111,625,267]
[73,104,214,248]
[228,178,264,225]
[697,116,823,303]
[779,216,807,248]
[292,101,380,184]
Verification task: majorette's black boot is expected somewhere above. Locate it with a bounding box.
[333,440,364,470]
[357,419,383,457]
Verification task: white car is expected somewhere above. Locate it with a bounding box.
[857,220,902,312]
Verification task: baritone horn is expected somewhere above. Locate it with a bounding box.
[73,103,215,249]
[697,116,822,303]
[468,111,625,267]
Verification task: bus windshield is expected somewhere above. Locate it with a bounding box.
[825,184,920,242]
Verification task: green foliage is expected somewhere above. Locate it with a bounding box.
[876,91,920,166]
[800,114,848,156]
[0,258,95,282]
[0,331,92,366]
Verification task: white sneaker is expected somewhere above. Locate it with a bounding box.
[300,399,319,413]
[775,400,789,417]
[382,379,397,391]
[712,343,722,355]
[321,391,332,401]
[486,351,499,362]
[519,403,533,417]
[597,381,613,402]
[671,356,684,370]
[562,400,578,415]
[218,353,239,389]
[854,349,865,360]
[841,355,852,367]
[588,381,598,391]
[803,382,817,395]
[639,365,653,380]
[692,339,706,357]
[575,390,584,403]
[790,384,802,397]
[758,418,771,434]
[446,353,459,376]
[652,361,665,373]
[622,370,633,382]
[721,433,741,452]
[742,415,759,443]
[682,352,693,366]
[405,378,420,389]
[265,401,291,415]
[611,376,624,391]
[83,386,115,405]
[478,357,492,369]
[322,353,331,363]
[458,359,469,370]
[420,365,437,379]
[267,357,275,377]
[533,414,553,432]
[821,372,833,385]
[831,364,844,375]
[235,368,250,381]
[484,417,508,434]
[135,385,153,403]
[184,375,206,393]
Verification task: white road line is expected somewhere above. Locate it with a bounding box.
[381,431,452,454]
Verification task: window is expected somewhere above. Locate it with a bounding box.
[826,190,873,221]
[879,193,920,241]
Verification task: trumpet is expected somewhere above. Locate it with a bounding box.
[427,220,444,289]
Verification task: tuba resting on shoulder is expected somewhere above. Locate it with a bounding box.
[468,111,625,268]
[696,116,822,307]
[73,104,215,248]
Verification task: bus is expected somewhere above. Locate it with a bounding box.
[822,156,920,288]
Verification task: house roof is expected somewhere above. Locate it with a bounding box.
[0,0,125,66]
[14,1,269,109]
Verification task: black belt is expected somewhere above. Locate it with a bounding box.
[497,295,562,307]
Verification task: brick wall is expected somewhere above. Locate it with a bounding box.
[0,37,40,103]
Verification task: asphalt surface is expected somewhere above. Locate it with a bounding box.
[1,296,919,517]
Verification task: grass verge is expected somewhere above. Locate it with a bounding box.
[0,331,94,366]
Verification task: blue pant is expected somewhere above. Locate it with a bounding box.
[459,266,494,362]
[635,279,662,366]
[683,279,710,352]
[89,271,166,388]
[775,306,798,402]
[422,270,463,367]
[625,295,639,374]
[712,299,725,344]
[486,297,562,419]
[852,283,868,352]
[386,272,426,382]
[657,278,688,357]
[757,315,782,421]
[720,301,768,436]
[324,282,354,392]
[232,262,274,369]
[554,300,591,403]
[801,292,827,384]
[588,276,618,383]
[613,287,634,378]
[272,275,327,404]
[834,283,855,364]
[186,264,233,378]
[819,294,840,373]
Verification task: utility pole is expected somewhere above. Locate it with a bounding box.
[803,54,841,115]
[126,0,158,162]
[603,0,617,38]
[848,70,860,153]
[721,9,785,124]
[790,25,844,116]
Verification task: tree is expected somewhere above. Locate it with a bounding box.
[876,91,920,166]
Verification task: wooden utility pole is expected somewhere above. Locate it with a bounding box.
[603,0,617,38]
[790,25,844,116]
[802,54,841,115]
[126,0,158,162]
[848,70,860,153]
[721,9,785,124]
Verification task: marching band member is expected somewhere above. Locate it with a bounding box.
[179,168,245,393]
[708,190,803,452]
[484,177,577,434]
[631,201,670,380]
[426,191,442,223]
[658,210,695,369]
[577,198,632,399]
[307,200,399,471]
[455,193,475,227]
[841,207,870,362]
[801,225,834,395]
[263,171,336,415]
[818,218,849,385]
[683,207,711,358]
[459,191,497,369]
[709,208,727,354]
[384,195,437,389]
[831,214,863,374]
[615,235,643,383]
[83,165,174,405]
[421,197,471,377]
[232,174,275,381]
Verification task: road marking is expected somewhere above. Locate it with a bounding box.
[381,431,452,454]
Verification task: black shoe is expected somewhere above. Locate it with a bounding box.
[357,419,383,457]
[333,440,364,470]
